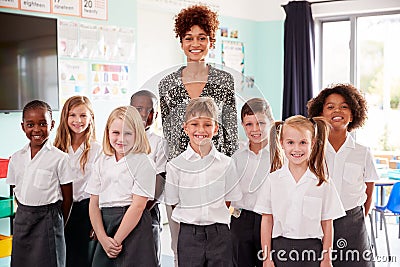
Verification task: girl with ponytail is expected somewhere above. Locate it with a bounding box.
[255,115,345,267]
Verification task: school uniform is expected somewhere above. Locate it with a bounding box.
[65,141,102,267]
[254,165,345,267]
[6,140,73,267]
[230,143,270,267]
[325,134,379,267]
[165,145,242,267]
[146,129,168,267]
[86,152,157,267]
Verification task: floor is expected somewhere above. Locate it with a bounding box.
[0,211,398,267]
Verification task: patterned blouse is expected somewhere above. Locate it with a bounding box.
[158,65,239,160]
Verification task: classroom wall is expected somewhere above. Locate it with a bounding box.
[218,16,284,120]
[0,0,138,159]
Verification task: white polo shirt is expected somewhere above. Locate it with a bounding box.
[325,134,379,211]
[86,152,156,208]
[6,140,74,206]
[146,129,168,175]
[254,165,345,240]
[231,143,270,213]
[165,145,242,225]
[68,141,102,202]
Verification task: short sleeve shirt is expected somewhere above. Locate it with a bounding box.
[86,153,156,208]
[254,166,345,239]
[325,134,379,211]
[68,141,102,202]
[146,129,168,174]
[165,145,242,225]
[6,140,73,206]
[231,143,271,213]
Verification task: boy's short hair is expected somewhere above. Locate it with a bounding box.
[184,97,218,122]
[241,98,274,122]
[130,89,158,108]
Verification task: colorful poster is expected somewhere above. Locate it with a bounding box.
[90,64,130,100]
[0,0,18,8]
[82,0,107,20]
[52,0,80,16]
[20,0,51,12]
[58,20,79,57]
[59,60,89,105]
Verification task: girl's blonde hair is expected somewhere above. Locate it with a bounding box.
[54,95,96,173]
[103,106,151,156]
[270,115,330,186]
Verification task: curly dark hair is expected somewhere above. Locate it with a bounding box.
[174,5,219,48]
[307,83,368,132]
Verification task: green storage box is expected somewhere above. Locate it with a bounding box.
[0,197,13,219]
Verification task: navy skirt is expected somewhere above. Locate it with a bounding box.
[271,237,322,267]
[91,207,157,267]
[333,206,375,267]
[12,201,65,267]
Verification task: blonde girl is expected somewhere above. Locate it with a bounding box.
[256,115,345,267]
[86,106,157,267]
[54,95,101,267]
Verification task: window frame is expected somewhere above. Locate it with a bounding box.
[314,10,400,92]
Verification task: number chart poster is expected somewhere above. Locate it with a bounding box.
[82,0,107,20]
[90,64,130,100]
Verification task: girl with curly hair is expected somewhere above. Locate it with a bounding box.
[307,84,378,267]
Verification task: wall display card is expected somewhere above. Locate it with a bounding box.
[52,0,80,16]
[222,41,244,74]
[79,22,103,59]
[59,60,89,104]
[0,0,18,8]
[82,0,107,20]
[100,26,135,62]
[58,20,79,57]
[20,0,51,12]
[90,64,130,100]
[115,27,135,62]
[101,25,118,60]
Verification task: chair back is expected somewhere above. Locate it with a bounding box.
[386,182,400,214]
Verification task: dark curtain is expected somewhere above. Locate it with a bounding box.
[282,1,315,120]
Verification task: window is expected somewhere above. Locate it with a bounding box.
[316,12,400,153]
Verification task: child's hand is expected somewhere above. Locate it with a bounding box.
[320,258,333,267]
[99,236,122,258]
[263,259,275,267]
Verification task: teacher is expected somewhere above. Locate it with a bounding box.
[158,5,239,267]
[158,4,239,161]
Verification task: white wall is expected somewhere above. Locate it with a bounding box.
[220,0,400,21]
[136,3,183,90]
